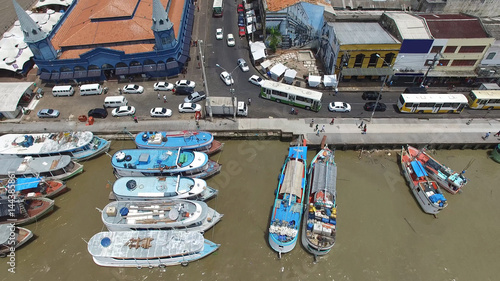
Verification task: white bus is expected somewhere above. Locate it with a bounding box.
[397,93,468,113]
[467,90,500,109]
[260,80,323,111]
[213,0,223,17]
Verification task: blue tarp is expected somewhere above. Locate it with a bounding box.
[429,193,446,203]
[14,177,42,191]
[411,160,427,178]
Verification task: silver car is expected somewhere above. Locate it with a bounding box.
[184,91,206,103]
[237,58,249,72]
[37,109,60,118]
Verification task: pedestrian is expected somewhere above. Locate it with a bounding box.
[316,129,320,136]
[310,118,314,128]
[163,95,167,103]
[362,124,367,134]
[248,98,251,106]
[494,130,500,137]
[482,132,490,140]
[315,124,319,131]
[321,125,325,133]
[118,88,122,95]
[290,107,295,115]
[334,88,338,96]
[157,92,160,99]
[330,118,335,125]
[134,116,138,123]
[358,121,364,128]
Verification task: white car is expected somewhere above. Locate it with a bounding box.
[184,91,206,103]
[227,34,235,47]
[150,107,172,117]
[153,82,174,91]
[220,71,234,86]
[178,103,202,113]
[248,75,263,86]
[112,106,136,117]
[328,102,351,112]
[122,84,144,94]
[238,58,249,72]
[175,80,196,88]
[216,28,223,40]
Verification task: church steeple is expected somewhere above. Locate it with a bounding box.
[13,0,57,60]
[151,0,176,50]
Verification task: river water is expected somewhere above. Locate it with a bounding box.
[1,139,500,280]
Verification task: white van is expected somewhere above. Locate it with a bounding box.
[80,84,103,96]
[52,85,75,97]
[104,96,128,108]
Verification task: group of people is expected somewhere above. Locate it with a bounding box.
[358,121,367,134]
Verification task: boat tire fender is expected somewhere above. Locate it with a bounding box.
[181,261,189,267]
[159,264,166,268]
[124,155,132,162]
[137,265,142,269]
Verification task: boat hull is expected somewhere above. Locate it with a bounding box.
[0,226,33,255]
[0,198,55,226]
[135,131,221,155]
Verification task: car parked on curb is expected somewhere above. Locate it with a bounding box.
[362,91,382,100]
[364,102,387,112]
[238,17,245,27]
[175,80,196,88]
[154,82,174,91]
[248,75,263,86]
[37,109,60,118]
[227,34,235,47]
[178,103,202,113]
[239,26,246,37]
[238,58,249,72]
[184,91,207,103]
[328,102,351,112]
[112,106,136,117]
[216,28,223,40]
[88,108,108,119]
[237,4,244,13]
[150,107,172,117]
[220,71,234,86]
[122,84,144,94]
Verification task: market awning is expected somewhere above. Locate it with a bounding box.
[341,68,394,76]
[0,82,34,111]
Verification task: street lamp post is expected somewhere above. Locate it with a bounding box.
[216,63,240,119]
[370,54,394,122]
[420,53,442,87]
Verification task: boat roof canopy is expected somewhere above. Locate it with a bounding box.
[280,159,304,198]
[411,160,428,178]
[14,177,42,191]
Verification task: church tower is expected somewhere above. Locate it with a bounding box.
[151,0,176,50]
[13,0,57,60]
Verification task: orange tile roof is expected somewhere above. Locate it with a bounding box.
[51,0,184,59]
[267,0,329,12]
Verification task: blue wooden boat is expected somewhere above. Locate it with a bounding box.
[268,144,307,257]
[112,176,218,202]
[111,149,221,179]
[135,131,222,155]
[0,132,111,161]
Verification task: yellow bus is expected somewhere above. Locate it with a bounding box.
[467,90,500,109]
[397,94,468,113]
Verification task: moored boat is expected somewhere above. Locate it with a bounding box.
[407,145,467,194]
[301,146,337,257]
[112,176,218,202]
[0,132,111,161]
[0,224,33,256]
[268,144,307,257]
[87,230,220,268]
[111,149,221,179]
[135,131,223,155]
[1,177,67,199]
[0,197,55,226]
[0,155,83,181]
[101,200,223,232]
[400,147,448,215]
[491,144,500,163]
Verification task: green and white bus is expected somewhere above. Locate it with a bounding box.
[213,0,223,17]
[260,80,323,111]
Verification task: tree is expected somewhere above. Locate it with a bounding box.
[267,27,281,53]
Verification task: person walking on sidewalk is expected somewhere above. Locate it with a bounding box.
[248,98,251,106]
[163,95,167,103]
[482,132,490,140]
[321,125,325,132]
[494,130,500,137]
[358,121,364,129]
[315,124,319,131]
[362,124,367,134]
[330,118,335,125]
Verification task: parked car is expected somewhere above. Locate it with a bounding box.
[154,82,174,91]
[248,75,263,86]
[175,80,196,88]
[328,102,351,112]
[112,106,136,117]
[238,58,249,72]
[227,34,235,47]
[150,107,172,117]
[174,86,194,95]
[178,103,202,113]
[220,71,234,86]
[364,102,387,112]
[37,109,60,118]
[184,91,207,103]
[122,84,144,94]
[362,91,382,100]
[238,17,245,27]
[239,26,246,37]
[216,28,223,40]
[87,108,108,119]
[237,4,244,13]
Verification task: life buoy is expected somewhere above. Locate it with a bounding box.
[115,151,126,162]
[124,155,132,162]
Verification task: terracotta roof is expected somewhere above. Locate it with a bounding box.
[418,14,489,39]
[51,0,183,59]
[266,0,329,12]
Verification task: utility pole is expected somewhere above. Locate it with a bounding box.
[420,53,442,87]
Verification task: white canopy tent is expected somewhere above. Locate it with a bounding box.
[308,75,321,87]
[260,60,272,73]
[284,69,297,84]
[0,82,34,119]
[249,41,266,63]
[323,74,338,87]
[270,63,287,81]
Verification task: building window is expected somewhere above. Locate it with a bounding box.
[354,54,364,68]
[451,60,476,66]
[458,46,485,53]
[431,46,443,53]
[444,46,457,53]
[385,53,395,66]
[368,54,378,67]
[486,52,496,60]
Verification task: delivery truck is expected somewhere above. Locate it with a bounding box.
[206,96,248,117]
